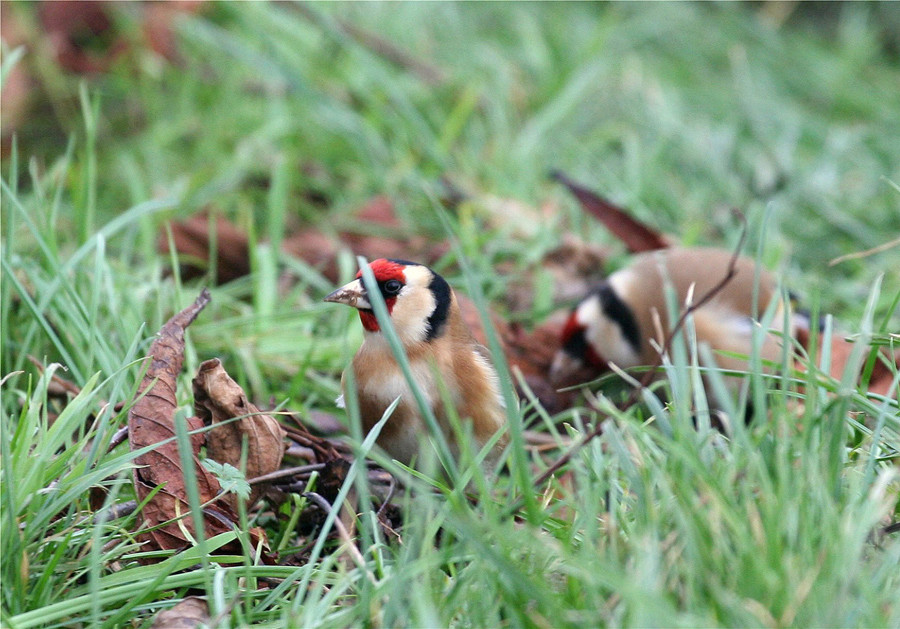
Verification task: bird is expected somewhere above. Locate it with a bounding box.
[324,258,508,469]
[550,247,793,405]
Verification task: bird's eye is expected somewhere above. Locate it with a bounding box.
[383,279,403,295]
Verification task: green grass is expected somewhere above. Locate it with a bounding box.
[3,2,899,627]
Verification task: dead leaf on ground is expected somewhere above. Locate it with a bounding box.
[151,596,210,629]
[38,1,207,73]
[552,170,671,254]
[159,212,253,283]
[540,236,610,303]
[39,1,127,74]
[193,358,287,507]
[323,195,450,277]
[507,316,576,415]
[128,289,242,553]
[161,196,449,285]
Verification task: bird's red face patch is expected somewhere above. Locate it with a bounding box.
[359,259,407,283]
[561,311,606,369]
[358,310,380,332]
[355,259,407,332]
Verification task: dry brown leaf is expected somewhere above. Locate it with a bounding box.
[540,236,610,303]
[38,1,206,74]
[281,229,344,282]
[39,1,128,74]
[503,236,611,313]
[151,596,210,629]
[552,170,671,253]
[128,289,241,553]
[285,195,449,281]
[193,358,287,505]
[160,212,252,283]
[162,196,448,285]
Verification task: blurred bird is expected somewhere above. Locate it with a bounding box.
[324,258,508,468]
[550,247,793,404]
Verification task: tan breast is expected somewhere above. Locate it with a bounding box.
[346,300,508,467]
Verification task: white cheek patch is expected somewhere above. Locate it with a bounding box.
[575,295,602,329]
[389,267,437,345]
[578,295,642,368]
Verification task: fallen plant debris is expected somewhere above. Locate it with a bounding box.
[38,0,128,74]
[2,1,206,154]
[122,288,402,568]
[161,213,253,284]
[38,0,207,73]
[193,358,287,507]
[550,170,671,254]
[159,196,448,284]
[150,596,210,629]
[0,3,30,150]
[128,289,255,555]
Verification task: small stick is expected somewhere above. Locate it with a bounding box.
[375,474,397,519]
[303,491,368,573]
[248,464,327,485]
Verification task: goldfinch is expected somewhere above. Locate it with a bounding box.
[551,247,792,403]
[324,258,508,467]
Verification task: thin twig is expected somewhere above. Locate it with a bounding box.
[27,355,83,396]
[108,426,129,451]
[283,424,343,461]
[829,236,900,266]
[375,474,397,519]
[248,464,326,485]
[93,500,137,525]
[303,491,368,572]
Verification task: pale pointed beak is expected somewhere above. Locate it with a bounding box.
[323,279,372,310]
[549,350,590,387]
